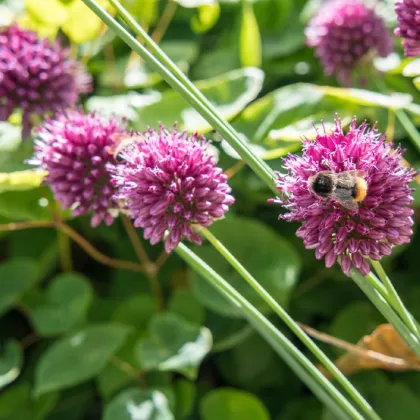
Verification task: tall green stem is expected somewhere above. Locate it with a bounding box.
[201,228,380,420]
[350,268,420,359]
[82,0,277,194]
[371,260,420,339]
[176,243,365,420]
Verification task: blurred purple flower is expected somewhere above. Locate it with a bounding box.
[272,117,416,276]
[0,25,92,137]
[111,127,235,253]
[395,0,420,57]
[31,110,125,227]
[305,0,393,85]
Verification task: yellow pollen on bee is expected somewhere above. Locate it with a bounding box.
[354,177,368,202]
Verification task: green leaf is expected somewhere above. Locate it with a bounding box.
[0,122,22,152]
[174,379,196,419]
[103,388,174,420]
[239,2,262,68]
[27,273,93,336]
[24,0,68,26]
[0,340,22,389]
[34,324,131,396]
[134,68,264,133]
[168,289,205,325]
[200,388,270,420]
[0,258,38,317]
[0,170,46,193]
[112,294,157,331]
[191,216,300,317]
[136,313,212,380]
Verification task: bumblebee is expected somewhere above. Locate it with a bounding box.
[308,170,368,211]
[109,133,146,163]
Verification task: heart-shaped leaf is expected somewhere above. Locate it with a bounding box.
[0,340,22,389]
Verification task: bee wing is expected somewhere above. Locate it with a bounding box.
[331,189,359,212]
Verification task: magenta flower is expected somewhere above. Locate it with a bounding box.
[272,117,416,276]
[31,110,126,227]
[305,0,393,85]
[0,25,92,137]
[395,0,420,57]
[111,127,235,253]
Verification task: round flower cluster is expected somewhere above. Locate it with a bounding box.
[395,0,420,57]
[305,0,393,84]
[111,127,235,253]
[32,110,125,227]
[272,117,415,276]
[0,25,91,136]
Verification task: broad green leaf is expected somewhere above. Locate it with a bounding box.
[375,384,420,420]
[112,295,157,331]
[97,334,141,399]
[136,313,212,380]
[35,324,131,395]
[27,273,93,336]
[0,170,46,193]
[191,3,220,34]
[0,383,57,420]
[0,340,22,389]
[24,0,68,26]
[174,379,196,419]
[103,388,174,420]
[191,216,300,317]
[0,258,38,317]
[239,2,262,68]
[122,0,159,26]
[200,388,270,420]
[168,289,205,325]
[134,68,264,133]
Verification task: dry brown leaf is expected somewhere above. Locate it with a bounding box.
[299,323,420,379]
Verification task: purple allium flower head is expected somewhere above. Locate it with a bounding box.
[31,110,126,227]
[305,0,393,85]
[395,0,420,57]
[0,25,92,137]
[272,117,416,276]
[111,127,235,253]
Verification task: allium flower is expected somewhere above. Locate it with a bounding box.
[272,117,416,276]
[111,127,235,253]
[395,0,420,57]
[0,25,92,137]
[31,110,125,227]
[305,0,393,84]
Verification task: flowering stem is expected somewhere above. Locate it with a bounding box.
[350,268,420,359]
[120,215,164,311]
[175,242,365,420]
[57,229,73,272]
[81,0,277,194]
[371,260,420,339]
[201,228,380,420]
[0,221,146,274]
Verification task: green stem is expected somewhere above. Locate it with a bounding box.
[350,268,420,359]
[176,243,364,420]
[371,260,420,339]
[201,228,380,420]
[57,229,73,272]
[81,0,277,194]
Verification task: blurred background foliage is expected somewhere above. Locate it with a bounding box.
[0,0,420,419]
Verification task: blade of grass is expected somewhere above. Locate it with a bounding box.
[82,0,277,194]
[350,268,420,359]
[201,227,380,420]
[176,242,365,420]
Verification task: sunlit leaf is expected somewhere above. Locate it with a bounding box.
[104,388,174,420]
[136,313,212,380]
[24,0,68,26]
[239,2,262,68]
[0,170,46,194]
[174,0,216,7]
[0,340,22,390]
[191,3,220,33]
